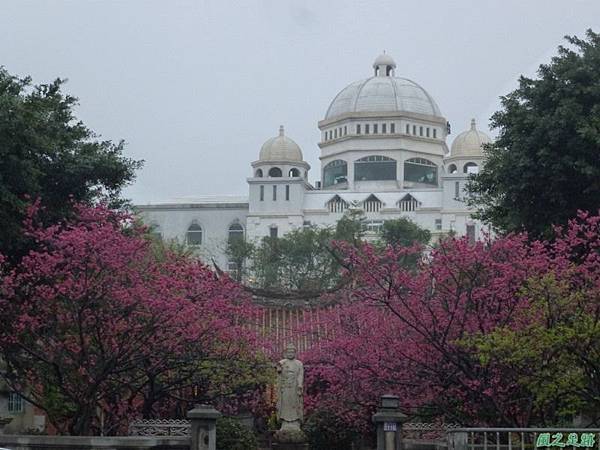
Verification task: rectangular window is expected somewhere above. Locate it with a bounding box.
[435,219,442,230]
[260,185,264,201]
[455,181,460,199]
[426,127,430,137]
[466,224,476,244]
[382,123,387,134]
[272,185,277,201]
[344,126,347,135]
[285,185,290,201]
[404,161,437,185]
[419,126,423,136]
[373,124,378,134]
[303,220,311,228]
[413,125,417,135]
[356,124,361,134]
[270,226,278,238]
[390,123,395,133]
[334,129,338,138]
[406,124,410,134]
[364,220,384,234]
[355,157,397,181]
[8,392,24,413]
[433,129,437,138]
[365,124,370,134]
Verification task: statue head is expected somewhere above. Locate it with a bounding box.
[284,344,297,360]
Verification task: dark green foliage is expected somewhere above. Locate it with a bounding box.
[242,212,432,294]
[468,30,600,238]
[250,226,341,292]
[304,410,369,450]
[334,209,366,245]
[0,67,141,259]
[379,218,431,247]
[226,238,255,282]
[216,417,258,450]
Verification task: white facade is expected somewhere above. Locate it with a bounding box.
[136,54,491,269]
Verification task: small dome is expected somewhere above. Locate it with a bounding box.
[259,126,303,162]
[450,119,491,157]
[373,52,396,69]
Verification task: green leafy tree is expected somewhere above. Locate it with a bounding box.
[467,29,600,237]
[250,227,341,292]
[216,417,259,450]
[465,273,600,425]
[379,218,431,247]
[226,238,255,282]
[0,67,141,259]
[244,211,368,295]
[334,209,366,245]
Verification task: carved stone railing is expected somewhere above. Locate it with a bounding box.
[128,419,191,437]
[404,422,463,440]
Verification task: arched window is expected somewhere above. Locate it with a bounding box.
[448,164,458,174]
[255,168,263,177]
[327,195,349,213]
[404,158,438,185]
[354,155,396,181]
[228,223,244,244]
[463,162,479,174]
[363,194,382,213]
[150,222,162,241]
[289,168,300,177]
[323,160,348,187]
[186,222,203,246]
[268,167,282,177]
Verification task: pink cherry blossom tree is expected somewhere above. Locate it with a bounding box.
[302,211,600,430]
[0,202,267,435]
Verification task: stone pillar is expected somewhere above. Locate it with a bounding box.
[448,431,468,450]
[372,394,407,450]
[188,404,221,450]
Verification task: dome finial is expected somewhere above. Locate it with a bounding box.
[279,125,284,137]
[373,52,396,76]
[470,118,476,130]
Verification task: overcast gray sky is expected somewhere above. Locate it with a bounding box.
[2,0,599,203]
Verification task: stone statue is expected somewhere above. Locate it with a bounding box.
[276,343,304,431]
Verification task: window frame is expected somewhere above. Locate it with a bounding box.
[228,223,244,244]
[354,155,397,182]
[8,392,24,414]
[185,222,203,246]
[403,157,438,186]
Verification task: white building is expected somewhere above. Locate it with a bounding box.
[137,53,492,270]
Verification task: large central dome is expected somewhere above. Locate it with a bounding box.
[325,53,442,120]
